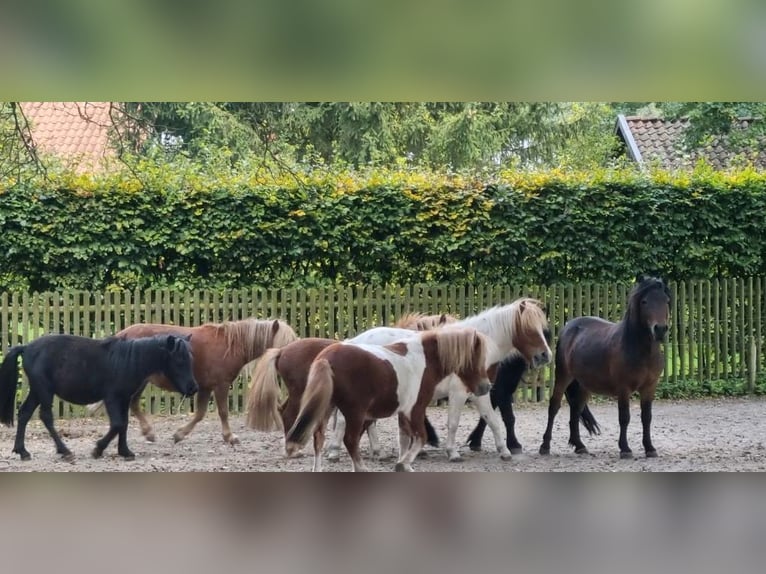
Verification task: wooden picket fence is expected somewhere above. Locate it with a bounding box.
[1,278,764,418]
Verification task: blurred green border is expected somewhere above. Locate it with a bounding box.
[1,1,764,100]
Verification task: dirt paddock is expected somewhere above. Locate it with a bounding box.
[1,397,764,471]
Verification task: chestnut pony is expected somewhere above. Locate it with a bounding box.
[284,327,493,472]
[539,275,671,459]
[90,318,297,445]
[245,313,453,458]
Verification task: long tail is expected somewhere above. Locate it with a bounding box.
[565,380,601,436]
[284,358,334,456]
[245,348,285,432]
[0,345,26,426]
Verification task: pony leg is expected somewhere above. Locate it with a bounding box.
[38,401,74,462]
[342,415,368,472]
[172,387,211,443]
[640,390,658,457]
[395,413,425,472]
[130,393,155,443]
[540,383,567,455]
[567,381,590,454]
[445,387,469,461]
[617,395,633,459]
[94,399,133,460]
[113,399,135,460]
[311,417,328,472]
[326,408,345,462]
[13,393,40,461]
[366,421,382,459]
[466,417,487,452]
[473,393,512,460]
[213,384,239,445]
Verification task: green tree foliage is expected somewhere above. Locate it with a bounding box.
[119,102,618,170]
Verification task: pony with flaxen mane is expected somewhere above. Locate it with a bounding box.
[539,275,671,459]
[394,312,456,331]
[245,312,454,457]
[285,327,492,472]
[91,318,297,445]
[328,298,554,462]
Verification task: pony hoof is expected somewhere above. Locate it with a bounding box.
[416,450,429,459]
[509,447,523,455]
[448,454,463,463]
[121,453,136,461]
[61,453,76,463]
[468,444,482,452]
[427,439,440,448]
[539,446,550,456]
[620,451,634,460]
[326,453,340,462]
[172,433,185,444]
[18,452,31,461]
[145,433,156,443]
[227,435,241,446]
[500,452,513,461]
[92,448,103,459]
[645,450,658,458]
[574,447,589,455]
[394,463,411,472]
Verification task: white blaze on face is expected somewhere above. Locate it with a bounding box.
[341,339,427,418]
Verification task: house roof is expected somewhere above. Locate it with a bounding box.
[18,102,120,171]
[614,114,766,171]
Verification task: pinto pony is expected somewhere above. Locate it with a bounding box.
[539,275,671,459]
[245,313,453,456]
[0,333,198,461]
[329,298,554,462]
[285,328,492,472]
[91,318,297,445]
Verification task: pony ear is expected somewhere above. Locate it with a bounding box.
[439,314,448,325]
[635,273,650,284]
[272,320,280,335]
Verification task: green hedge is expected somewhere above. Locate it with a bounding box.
[1,167,765,291]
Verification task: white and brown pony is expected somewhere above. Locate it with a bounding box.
[284,327,493,472]
[90,318,297,445]
[330,298,552,462]
[245,312,454,452]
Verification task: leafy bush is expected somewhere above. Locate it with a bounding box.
[1,165,765,291]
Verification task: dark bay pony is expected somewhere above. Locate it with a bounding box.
[105,318,297,445]
[539,276,671,459]
[0,333,198,461]
[465,357,601,455]
[284,327,493,472]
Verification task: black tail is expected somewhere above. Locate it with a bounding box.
[565,380,601,436]
[0,345,25,426]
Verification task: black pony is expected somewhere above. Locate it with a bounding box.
[0,333,198,462]
[464,355,601,454]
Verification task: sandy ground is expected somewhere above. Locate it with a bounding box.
[1,397,764,472]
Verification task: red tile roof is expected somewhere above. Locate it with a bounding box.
[19,102,120,171]
[615,114,766,171]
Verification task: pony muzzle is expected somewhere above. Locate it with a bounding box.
[532,350,551,368]
[652,324,669,342]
